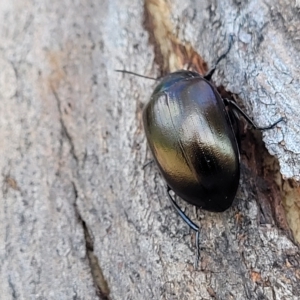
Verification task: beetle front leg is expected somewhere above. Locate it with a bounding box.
[204,34,234,81]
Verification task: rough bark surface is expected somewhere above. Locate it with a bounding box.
[0,0,299,299]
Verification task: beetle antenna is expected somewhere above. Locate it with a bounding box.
[115,69,158,81]
[166,187,200,269]
[204,34,234,81]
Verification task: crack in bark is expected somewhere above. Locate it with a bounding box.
[52,87,110,299]
[143,0,207,75]
[51,87,79,164]
[8,275,17,299]
[72,182,111,300]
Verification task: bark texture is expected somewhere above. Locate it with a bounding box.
[0,0,299,299]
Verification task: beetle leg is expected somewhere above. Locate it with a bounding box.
[142,160,154,169]
[224,99,284,130]
[204,34,234,81]
[167,187,200,268]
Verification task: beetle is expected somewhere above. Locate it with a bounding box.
[116,38,283,266]
[141,40,283,266]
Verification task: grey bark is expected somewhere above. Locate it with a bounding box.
[0,0,299,300]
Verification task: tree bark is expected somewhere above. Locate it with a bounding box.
[0,0,299,299]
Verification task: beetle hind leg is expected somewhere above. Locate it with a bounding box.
[166,187,200,268]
